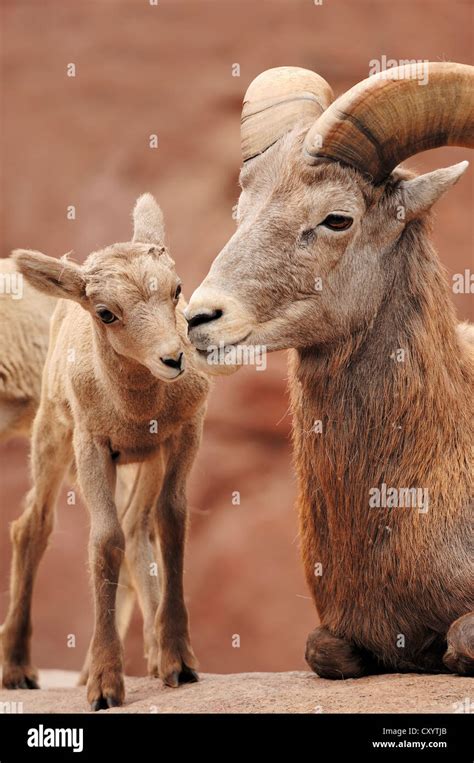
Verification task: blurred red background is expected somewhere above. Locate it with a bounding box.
[0,0,472,676]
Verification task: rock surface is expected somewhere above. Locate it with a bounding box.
[0,670,472,714]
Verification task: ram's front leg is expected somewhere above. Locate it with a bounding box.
[74,430,125,710]
[153,420,202,687]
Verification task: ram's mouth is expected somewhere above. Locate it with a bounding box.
[192,334,255,376]
[195,332,252,359]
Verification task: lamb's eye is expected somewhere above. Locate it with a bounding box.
[174,284,182,300]
[96,307,117,324]
[320,214,353,231]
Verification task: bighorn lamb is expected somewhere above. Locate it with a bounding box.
[0,262,154,681]
[186,63,474,677]
[2,194,209,708]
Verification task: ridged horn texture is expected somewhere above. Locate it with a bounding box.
[241,66,334,162]
[304,62,474,184]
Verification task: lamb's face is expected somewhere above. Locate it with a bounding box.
[13,195,187,382]
[84,243,185,381]
[186,132,404,373]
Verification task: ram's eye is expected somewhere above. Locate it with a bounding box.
[320,214,353,231]
[96,307,117,324]
[174,284,182,300]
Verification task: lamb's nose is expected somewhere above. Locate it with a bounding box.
[160,352,183,370]
[186,308,223,331]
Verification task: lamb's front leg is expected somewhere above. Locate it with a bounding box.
[74,430,125,710]
[153,420,202,687]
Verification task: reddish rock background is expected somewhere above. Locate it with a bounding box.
[0,0,472,676]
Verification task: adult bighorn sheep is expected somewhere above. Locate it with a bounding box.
[186,63,474,677]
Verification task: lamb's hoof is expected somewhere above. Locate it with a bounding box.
[164,664,199,688]
[90,695,122,711]
[443,613,474,676]
[2,664,39,690]
[305,626,370,679]
[179,665,199,683]
[87,668,125,711]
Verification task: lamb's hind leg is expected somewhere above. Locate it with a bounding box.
[78,457,163,685]
[78,465,140,686]
[120,456,165,678]
[305,626,377,679]
[2,408,71,689]
[443,612,474,676]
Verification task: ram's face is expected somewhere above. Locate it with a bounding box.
[186,63,472,374]
[186,131,402,372]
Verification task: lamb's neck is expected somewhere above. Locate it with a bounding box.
[91,327,163,403]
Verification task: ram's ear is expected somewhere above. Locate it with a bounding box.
[12,250,86,302]
[399,161,469,221]
[132,193,165,245]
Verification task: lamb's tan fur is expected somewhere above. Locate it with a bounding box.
[1,195,209,709]
[0,266,159,678]
[186,130,473,678]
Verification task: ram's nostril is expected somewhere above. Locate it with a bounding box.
[161,352,183,370]
[186,309,223,330]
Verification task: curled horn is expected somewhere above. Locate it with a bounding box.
[241,66,334,162]
[304,62,474,184]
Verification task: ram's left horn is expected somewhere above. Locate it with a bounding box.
[241,66,334,162]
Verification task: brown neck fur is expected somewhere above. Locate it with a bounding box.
[290,217,473,650]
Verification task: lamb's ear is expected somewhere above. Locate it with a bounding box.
[132,193,165,245]
[12,250,86,302]
[399,161,469,221]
